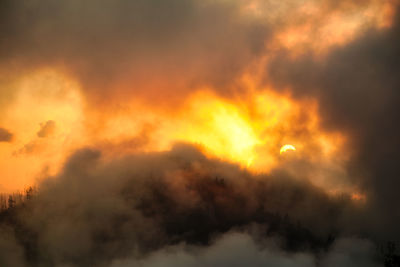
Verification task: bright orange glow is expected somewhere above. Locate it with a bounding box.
[2,0,392,199]
[0,70,350,193]
[0,70,86,192]
[147,90,347,174]
[165,91,262,168]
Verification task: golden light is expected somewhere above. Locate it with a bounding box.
[280,144,296,155]
[165,91,261,168]
[0,70,350,194]
[1,0,388,202]
[0,69,86,193]
[149,89,347,174]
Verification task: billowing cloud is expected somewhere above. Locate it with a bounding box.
[0,0,399,266]
[0,144,387,266]
[0,144,358,266]
[2,0,391,108]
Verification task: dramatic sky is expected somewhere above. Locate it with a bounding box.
[0,0,399,266]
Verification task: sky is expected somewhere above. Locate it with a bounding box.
[0,0,400,266]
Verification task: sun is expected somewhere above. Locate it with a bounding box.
[280,144,296,154]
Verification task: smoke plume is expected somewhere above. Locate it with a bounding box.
[1,0,399,266]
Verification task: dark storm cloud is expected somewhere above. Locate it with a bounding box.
[0,143,369,266]
[0,0,269,105]
[0,127,13,142]
[266,6,400,241]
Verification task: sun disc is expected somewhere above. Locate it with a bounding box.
[280,144,296,154]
